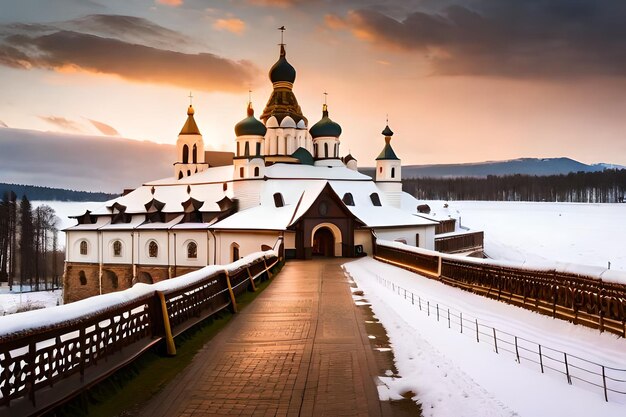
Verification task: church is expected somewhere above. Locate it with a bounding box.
[63,40,479,303]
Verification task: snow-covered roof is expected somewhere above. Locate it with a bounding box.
[329,182,438,228]
[99,214,146,230]
[65,215,110,231]
[265,163,370,181]
[135,215,184,230]
[146,165,233,186]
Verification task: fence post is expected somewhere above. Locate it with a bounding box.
[156,291,176,356]
[475,319,479,343]
[515,336,520,363]
[28,340,36,406]
[246,267,257,292]
[447,309,451,329]
[224,269,238,313]
[460,312,463,333]
[602,366,608,402]
[493,328,498,353]
[564,353,572,384]
[263,259,272,279]
[539,345,544,373]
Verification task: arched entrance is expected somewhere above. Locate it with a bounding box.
[313,227,335,257]
[311,223,342,257]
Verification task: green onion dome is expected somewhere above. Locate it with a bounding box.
[234,103,267,137]
[309,105,342,138]
[269,45,296,84]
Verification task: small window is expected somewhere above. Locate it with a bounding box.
[178,171,183,180]
[113,240,122,257]
[256,142,261,156]
[79,270,87,285]
[273,193,284,207]
[244,141,250,156]
[182,144,189,164]
[391,167,395,178]
[379,166,383,174]
[148,241,158,258]
[254,167,260,177]
[239,167,244,178]
[231,243,240,262]
[370,193,382,206]
[324,143,329,158]
[80,240,88,255]
[415,233,420,247]
[187,170,191,176]
[187,242,197,259]
[223,182,228,191]
[237,142,240,157]
[342,193,355,206]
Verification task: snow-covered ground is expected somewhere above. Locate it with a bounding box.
[445,201,626,272]
[0,285,62,315]
[344,257,626,417]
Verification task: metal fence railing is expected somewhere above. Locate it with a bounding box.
[375,275,626,403]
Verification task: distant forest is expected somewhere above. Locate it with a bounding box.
[404,169,626,203]
[0,183,117,202]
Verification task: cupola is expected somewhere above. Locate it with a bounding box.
[235,103,267,137]
[310,104,342,139]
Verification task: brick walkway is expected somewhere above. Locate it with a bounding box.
[139,259,387,417]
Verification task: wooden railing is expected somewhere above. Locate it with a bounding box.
[374,241,626,337]
[0,251,279,417]
[435,231,484,254]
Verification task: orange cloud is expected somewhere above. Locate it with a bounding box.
[213,18,246,35]
[155,0,183,6]
[39,116,84,133]
[88,119,120,136]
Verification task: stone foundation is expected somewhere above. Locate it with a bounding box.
[64,262,204,303]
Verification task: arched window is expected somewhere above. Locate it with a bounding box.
[80,240,88,255]
[187,170,191,176]
[148,241,158,258]
[324,143,329,158]
[231,243,240,262]
[314,143,318,157]
[192,144,198,163]
[370,193,382,206]
[254,167,260,177]
[237,142,240,157]
[334,143,338,157]
[379,166,383,174]
[187,241,198,259]
[178,171,183,180]
[342,193,354,206]
[391,167,395,178]
[273,193,284,207]
[182,144,189,164]
[223,182,228,191]
[239,167,244,178]
[256,142,261,156]
[113,240,122,257]
[244,141,250,156]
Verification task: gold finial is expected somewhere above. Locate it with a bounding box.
[323,91,328,105]
[278,26,286,45]
[188,91,193,105]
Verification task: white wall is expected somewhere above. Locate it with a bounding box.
[102,231,133,264]
[67,231,99,263]
[214,230,280,264]
[136,231,169,266]
[354,229,373,256]
[374,225,436,250]
[173,231,209,267]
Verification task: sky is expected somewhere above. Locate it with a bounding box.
[1,0,626,166]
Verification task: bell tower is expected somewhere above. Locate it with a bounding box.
[174,96,208,180]
[375,123,402,208]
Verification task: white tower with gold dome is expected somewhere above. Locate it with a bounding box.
[174,103,208,179]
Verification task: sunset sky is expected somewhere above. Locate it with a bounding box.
[1,0,626,166]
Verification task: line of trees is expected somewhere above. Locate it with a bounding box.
[0,192,62,291]
[0,182,116,202]
[404,169,626,203]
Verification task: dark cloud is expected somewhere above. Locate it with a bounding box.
[0,15,259,92]
[0,127,173,193]
[330,0,626,78]
[39,115,84,133]
[88,119,120,136]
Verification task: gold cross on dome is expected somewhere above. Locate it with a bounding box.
[278,26,286,45]
[323,91,328,105]
[188,91,193,106]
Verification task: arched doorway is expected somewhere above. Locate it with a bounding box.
[313,227,335,257]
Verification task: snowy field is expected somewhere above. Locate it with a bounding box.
[0,286,62,315]
[344,257,626,417]
[445,201,626,272]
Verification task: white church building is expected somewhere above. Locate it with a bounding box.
[63,41,475,302]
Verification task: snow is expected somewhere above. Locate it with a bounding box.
[446,201,626,272]
[0,287,62,316]
[344,257,626,416]
[265,163,371,180]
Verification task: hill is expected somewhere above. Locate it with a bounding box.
[360,157,624,179]
[0,183,117,202]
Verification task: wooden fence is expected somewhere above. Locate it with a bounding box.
[435,230,484,254]
[0,251,278,417]
[374,241,626,337]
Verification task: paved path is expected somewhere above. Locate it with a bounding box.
[139,259,386,417]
